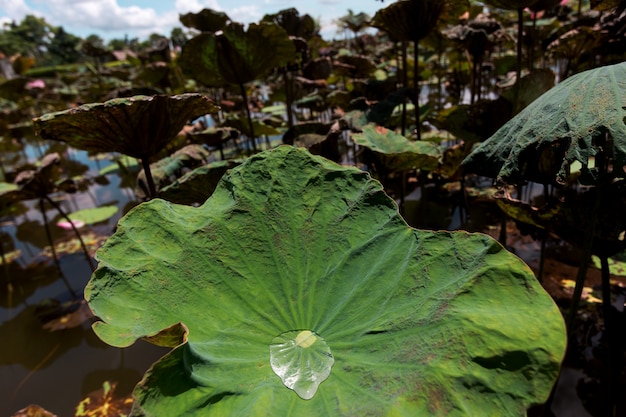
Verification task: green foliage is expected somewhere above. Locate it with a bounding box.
[33,94,219,160]
[352,123,442,171]
[68,206,118,225]
[179,8,231,33]
[0,15,82,66]
[372,0,446,42]
[262,8,319,40]
[86,146,566,416]
[180,22,296,87]
[463,61,626,185]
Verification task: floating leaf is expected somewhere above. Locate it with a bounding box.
[352,123,442,171]
[68,205,118,225]
[75,381,133,417]
[87,146,565,416]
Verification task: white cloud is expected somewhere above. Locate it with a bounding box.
[2,0,33,17]
[175,0,222,13]
[229,5,261,24]
[1,0,381,41]
[45,0,160,31]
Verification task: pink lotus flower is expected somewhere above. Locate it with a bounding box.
[26,79,46,89]
[57,219,85,229]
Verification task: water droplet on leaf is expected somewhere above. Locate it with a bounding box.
[269,330,334,400]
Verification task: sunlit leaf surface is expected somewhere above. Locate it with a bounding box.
[86,146,566,416]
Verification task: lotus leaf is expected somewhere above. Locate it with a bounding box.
[352,123,442,171]
[462,61,626,185]
[68,205,118,225]
[333,55,377,79]
[372,0,446,42]
[14,153,61,199]
[222,116,280,138]
[262,8,317,40]
[33,94,219,162]
[179,8,230,33]
[500,68,555,114]
[136,144,212,199]
[158,160,241,205]
[0,182,18,194]
[180,22,295,87]
[86,146,565,416]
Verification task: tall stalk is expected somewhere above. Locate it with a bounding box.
[516,7,524,83]
[401,41,408,136]
[44,195,96,272]
[39,198,79,299]
[413,41,421,141]
[239,82,258,153]
[141,157,157,199]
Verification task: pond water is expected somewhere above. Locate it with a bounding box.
[0,145,170,416]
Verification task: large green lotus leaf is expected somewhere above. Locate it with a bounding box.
[179,33,228,87]
[352,123,442,171]
[33,94,219,160]
[180,22,295,87]
[158,160,241,205]
[463,61,626,185]
[86,146,566,416]
[500,69,555,115]
[217,22,296,83]
[372,0,446,42]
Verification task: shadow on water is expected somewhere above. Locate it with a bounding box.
[0,251,170,416]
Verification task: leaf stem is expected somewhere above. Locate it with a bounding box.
[44,195,96,272]
[141,157,158,199]
[239,82,257,152]
[40,198,79,299]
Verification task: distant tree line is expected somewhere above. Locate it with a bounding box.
[0,14,189,68]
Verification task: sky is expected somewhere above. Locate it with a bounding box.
[0,0,385,41]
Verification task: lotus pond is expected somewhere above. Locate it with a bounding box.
[1,2,626,417]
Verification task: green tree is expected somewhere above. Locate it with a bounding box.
[170,27,188,50]
[107,37,129,51]
[0,15,53,59]
[46,26,82,65]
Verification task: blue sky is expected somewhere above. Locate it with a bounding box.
[1,0,385,41]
